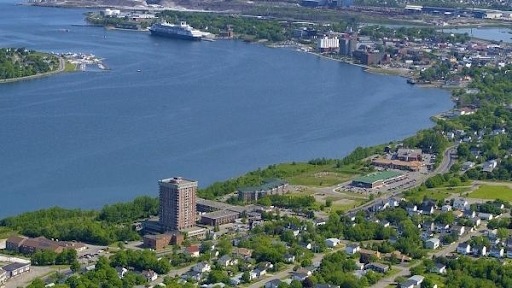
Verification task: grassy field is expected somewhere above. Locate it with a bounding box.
[470,185,512,201]
[279,162,360,187]
[404,189,453,203]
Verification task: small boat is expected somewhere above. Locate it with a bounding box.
[137,69,141,72]
[406,79,417,85]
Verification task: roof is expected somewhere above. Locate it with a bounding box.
[201,210,239,220]
[6,235,27,246]
[2,262,30,272]
[400,279,416,287]
[238,179,287,193]
[427,237,440,243]
[352,171,403,184]
[187,245,200,253]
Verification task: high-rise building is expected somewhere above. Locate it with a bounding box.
[159,177,197,231]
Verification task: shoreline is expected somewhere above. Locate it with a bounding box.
[0,57,66,84]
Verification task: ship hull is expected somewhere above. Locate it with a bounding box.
[149,29,202,41]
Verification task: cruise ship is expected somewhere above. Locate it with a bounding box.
[149,21,203,41]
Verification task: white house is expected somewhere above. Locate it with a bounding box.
[489,247,504,258]
[217,255,238,267]
[478,212,494,221]
[409,275,424,286]
[472,245,487,257]
[115,267,128,279]
[452,225,465,236]
[193,262,211,273]
[482,160,498,172]
[430,263,446,274]
[425,238,440,249]
[441,205,452,212]
[142,270,158,282]
[457,242,471,255]
[325,238,341,248]
[453,198,469,210]
[345,243,361,255]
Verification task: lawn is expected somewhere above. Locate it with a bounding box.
[470,185,512,202]
[404,189,453,203]
[282,162,360,187]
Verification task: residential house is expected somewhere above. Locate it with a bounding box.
[314,218,327,226]
[478,212,494,221]
[296,267,314,276]
[365,262,389,273]
[381,220,390,228]
[486,229,499,242]
[250,268,266,279]
[435,223,450,233]
[399,280,416,288]
[345,243,361,255]
[230,274,243,286]
[232,247,253,258]
[115,266,128,278]
[457,242,471,255]
[470,217,481,227]
[406,204,418,216]
[482,160,498,172]
[472,245,487,257]
[430,263,447,274]
[186,245,200,257]
[217,255,238,267]
[181,271,202,282]
[453,210,464,218]
[489,247,504,258]
[463,210,476,219]
[284,253,296,264]
[142,270,158,282]
[325,238,341,248]
[388,198,401,207]
[291,272,309,281]
[299,242,313,250]
[453,198,469,210]
[354,262,365,270]
[408,275,424,286]
[193,262,211,273]
[441,205,452,212]
[422,222,435,232]
[452,225,465,236]
[425,238,440,249]
[265,279,282,288]
[418,204,435,215]
[461,161,475,170]
[359,249,381,262]
[1,262,31,278]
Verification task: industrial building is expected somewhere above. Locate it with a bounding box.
[237,179,288,202]
[200,210,239,226]
[351,171,405,189]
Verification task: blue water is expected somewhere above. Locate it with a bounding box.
[440,27,512,43]
[0,1,454,218]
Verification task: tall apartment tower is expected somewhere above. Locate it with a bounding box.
[158,177,197,231]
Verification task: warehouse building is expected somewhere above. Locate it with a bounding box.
[351,171,405,189]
